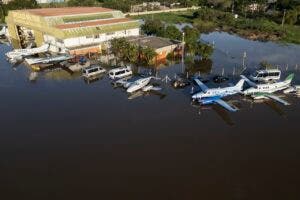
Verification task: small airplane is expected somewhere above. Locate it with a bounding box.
[192,78,245,112]
[116,76,161,93]
[241,73,294,106]
[25,54,74,65]
[6,43,50,63]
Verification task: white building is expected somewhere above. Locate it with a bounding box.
[6,7,140,55]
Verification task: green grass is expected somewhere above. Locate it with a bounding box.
[132,9,300,45]
[282,25,300,44]
[131,11,194,24]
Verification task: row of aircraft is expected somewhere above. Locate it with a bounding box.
[110,71,296,109]
[191,73,295,112]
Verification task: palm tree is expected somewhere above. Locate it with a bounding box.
[110,37,128,64]
[124,44,139,64]
[141,47,157,65]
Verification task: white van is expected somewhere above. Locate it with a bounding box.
[82,65,106,79]
[250,69,281,82]
[108,66,133,79]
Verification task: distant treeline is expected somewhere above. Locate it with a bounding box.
[1,0,300,23]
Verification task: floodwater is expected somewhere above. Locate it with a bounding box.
[1,32,300,199]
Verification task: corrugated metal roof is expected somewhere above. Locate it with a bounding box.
[127,36,182,49]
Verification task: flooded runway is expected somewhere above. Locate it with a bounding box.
[1,33,300,199]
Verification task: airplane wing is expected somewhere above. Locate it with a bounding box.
[240,75,257,88]
[214,99,238,112]
[194,79,209,92]
[115,79,132,88]
[142,85,161,92]
[263,94,290,106]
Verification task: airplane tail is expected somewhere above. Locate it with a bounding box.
[235,79,245,91]
[284,73,294,84]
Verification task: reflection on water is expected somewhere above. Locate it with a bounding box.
[128,90,166,100]
[185,58,213,75]
[1,32,300,199]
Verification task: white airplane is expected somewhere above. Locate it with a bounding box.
[25,54,73,65]
[192,78,245,112]
[241,73,294,105]
[6,44,50,63]
[116,76,161,93]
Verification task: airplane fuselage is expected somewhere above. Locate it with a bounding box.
[192,86,239,99]
[127,77,152,93]
[243,80,291,95]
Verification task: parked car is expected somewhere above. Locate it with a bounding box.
[108,66,133,79]
[172,78,191,88]
[82,65,106,79]
[249,69,281,82]
[213,75,229,83]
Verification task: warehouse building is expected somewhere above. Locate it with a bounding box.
[127,35,183,61]
[6,7,140,55]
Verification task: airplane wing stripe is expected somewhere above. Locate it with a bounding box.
[215,99,238,112]
[194,79,209,92]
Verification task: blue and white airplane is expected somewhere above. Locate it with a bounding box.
[192,78,245,112]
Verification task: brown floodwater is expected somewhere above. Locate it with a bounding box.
[1,32,300,200]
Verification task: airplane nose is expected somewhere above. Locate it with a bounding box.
[192,94,200,99]
[127,87,134,93]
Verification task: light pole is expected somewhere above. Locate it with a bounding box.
[281,9,286,27]
[242,51,247,69]
[181,32,185,73]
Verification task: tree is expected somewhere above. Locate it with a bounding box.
[102,0,131,13]
[162,25,182,40]
[141,47,157,65]
[182,26,200,54]
[110,37,129,63]
[285,9,298,24]
[0,2,5,23]
[276,0,293,10]
[196,42,214,59]
[124,44,139,63]
[67,0,96,6]
[141,19,164,35]
[207,0,232,10]
[6,0,39,10]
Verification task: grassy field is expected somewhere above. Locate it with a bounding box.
[283,25,300,44]
[131,11,194,24]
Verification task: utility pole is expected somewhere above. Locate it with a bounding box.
[181,32,185,73]
[281,9,286,27]
[242,51,247,69]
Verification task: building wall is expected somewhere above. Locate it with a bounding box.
[63,28,139,48]
[34,30,45,47]
[44,28,139,53]
[6,8,140,51]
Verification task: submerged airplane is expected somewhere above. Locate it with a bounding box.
[6,44,50,63]
[192,78,245,112]
[116,76,161,94]
[25,54,74,65]
[241,74,294,105]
